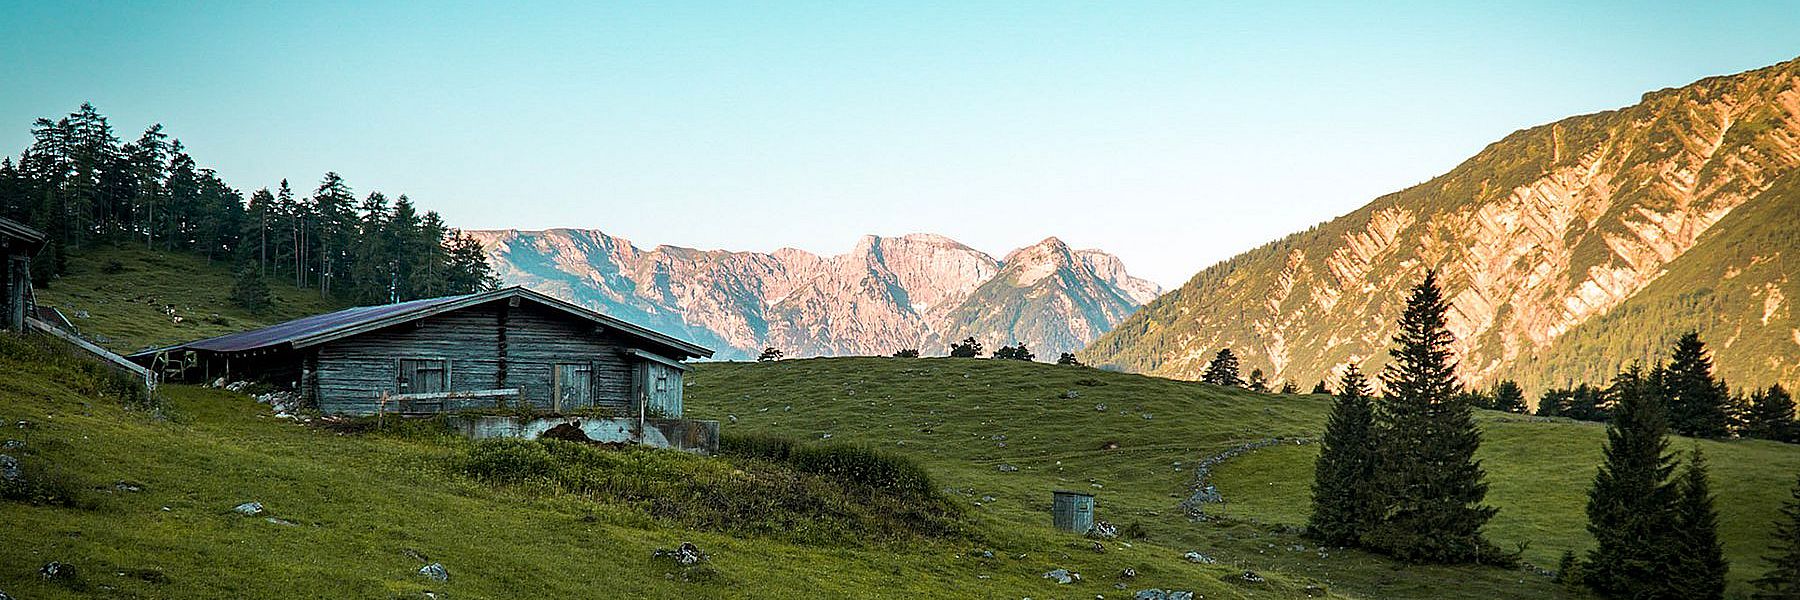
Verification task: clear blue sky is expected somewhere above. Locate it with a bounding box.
[3,1,1796,288]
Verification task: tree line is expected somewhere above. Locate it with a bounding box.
[1300,271,1800,598]
[0,103,495,308]
[1520,332,1796,444]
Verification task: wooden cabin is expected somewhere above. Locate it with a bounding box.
[131,286,714,416]
[0,216,47,332]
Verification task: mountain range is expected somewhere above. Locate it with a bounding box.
[1085,57,1800,397]
[467,230,1161,360]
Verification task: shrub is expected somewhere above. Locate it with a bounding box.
[462,437,967,543]
[721,431,798,461]
[1,456,92,508]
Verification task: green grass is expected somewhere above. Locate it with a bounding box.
[33,246,345,353]
[1207,413,1800,596]
[0,337,1330,600]
[682,357,1800,599]
[11,246,1794,599]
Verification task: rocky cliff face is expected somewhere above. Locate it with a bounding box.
[469,230,1159,360]
[1085,57,1800,396]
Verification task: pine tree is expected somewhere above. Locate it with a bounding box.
[1664,332,1731,438]
[1056,352,1082,366]
[1307,363,1380,546]
[949,337,983,358]
[1747,385,1798,443]
[1247,368,1269,393]
[757,347,784,362]
[1584,365,1681,598]
[1668,448,1728,600]
[230,264,272,312]
[1753,475,1800,599]
[1201,348,1242,387]
[1489,380,1527,413]
[1279,380,1299,394]
[1312,380,1330,395]
[1536,387,1569,417]
[443,230,497,294]
[1364,270,1501,564]
[1569,383,1609,422]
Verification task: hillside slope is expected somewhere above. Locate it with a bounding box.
[686,358,1800,599]
[1085,57,1800,396]
[470,229,1160,359]
[0,340,1333,600]
[32,247,345,354]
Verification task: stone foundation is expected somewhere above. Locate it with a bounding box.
[447,415,719,454]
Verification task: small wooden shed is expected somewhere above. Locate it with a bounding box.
[131,286,714,416]
[0,216,47,332]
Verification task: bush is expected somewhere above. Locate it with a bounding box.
[461,438,967,543]
[721,431,798,461]
[724,433,937,496]
[1,456,92,508]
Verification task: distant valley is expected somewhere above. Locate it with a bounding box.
[469,230,1160,360]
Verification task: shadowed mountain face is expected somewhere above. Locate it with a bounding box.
[1085,57,1800,396]
[467,230,1160,360]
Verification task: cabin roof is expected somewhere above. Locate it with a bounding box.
[130,286,713,360]
[0,216,47,255]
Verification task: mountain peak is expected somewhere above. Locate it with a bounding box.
[474,229,1157,359]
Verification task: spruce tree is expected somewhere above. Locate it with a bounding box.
[1364,270,1500,564]
[1536,387,1569,417]
[1247,368,1269,393]
[1664,332,1731,438]
[949,337,983,358]
[1489,380,1527,413]
[1668,448,1728,600]
[1307,363,1380,546]
[1747,385,1797,443]
[1312,380,1330,395]
[230,265,272,312]
[1279,380,1299,394]
[1201,349,1242,387]
[1584,365,1681,598]
[1754,475,1800,599]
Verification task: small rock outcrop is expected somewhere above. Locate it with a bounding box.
[418,562,449,582]
[653,542,707,566]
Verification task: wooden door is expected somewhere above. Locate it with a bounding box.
[554,363,592,412]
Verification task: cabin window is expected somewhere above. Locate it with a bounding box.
[654,368,670,393]
[396,358,449,394]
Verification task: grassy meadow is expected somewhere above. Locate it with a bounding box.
[685,358,1800,599]
[5,248,1797,599]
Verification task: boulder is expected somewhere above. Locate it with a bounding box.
[1060,390,1080,399]
[1088,520,1119,539]
[996,464,1019,473]
[1183,551,1216,564]
[39,561,77,583]
[1134,590,1168,600]
[233,501,264,516]
[653,542,707,566]
[1041,568,1079,584]
[0,454,19,483]
[418,562,449,582]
